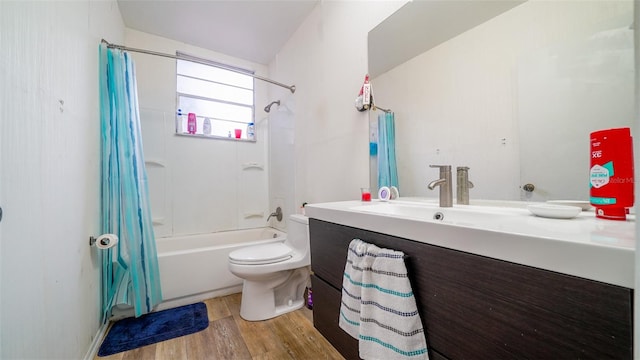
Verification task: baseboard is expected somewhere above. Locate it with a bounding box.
[155,285,243,312]
[83,322,110,360]
[109,285,243,321]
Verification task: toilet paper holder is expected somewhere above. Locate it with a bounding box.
[89,236,103,246]
[89,234,118,248]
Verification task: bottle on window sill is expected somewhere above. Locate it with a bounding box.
[187,113,197,134]
[203,118,211,135]
[247,122,255,140]
[176,108,185,133]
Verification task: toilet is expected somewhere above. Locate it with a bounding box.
[228,214,310,321]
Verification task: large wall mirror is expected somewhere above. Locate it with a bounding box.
[368,0,635,202]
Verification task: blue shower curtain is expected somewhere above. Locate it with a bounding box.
[377,112,399,189]
[99,44,162,321]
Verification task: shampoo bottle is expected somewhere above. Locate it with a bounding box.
[176,108,184,133]
[247,122,255,140]
[187,113,197,134]
[203,118,211,135]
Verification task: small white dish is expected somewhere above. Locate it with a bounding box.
[528,204,582,219]
[546,200,591,211]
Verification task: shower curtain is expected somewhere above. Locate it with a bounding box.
[99,44,162,321]
[377,112,399,189]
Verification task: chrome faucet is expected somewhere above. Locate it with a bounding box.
[267,206,283,222]
[428,165,452,207]
[456,166,474,205]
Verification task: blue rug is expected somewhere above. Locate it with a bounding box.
[98,302,209,356]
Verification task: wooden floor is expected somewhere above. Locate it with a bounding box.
[96,293,344,360]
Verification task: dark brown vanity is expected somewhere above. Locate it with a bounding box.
[310,218,633,360]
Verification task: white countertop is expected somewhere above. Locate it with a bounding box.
[305,199,635,288]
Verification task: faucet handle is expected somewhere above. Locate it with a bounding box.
[457,166,473,188]
[267,206,283,222]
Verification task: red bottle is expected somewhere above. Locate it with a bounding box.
[590,127,634,220]
[187,113,197,134]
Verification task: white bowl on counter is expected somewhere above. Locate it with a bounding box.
[528,204,583,219]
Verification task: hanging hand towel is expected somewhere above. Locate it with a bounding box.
[339,239,428,359]
[359,243,427,359]
[339,239,371,339]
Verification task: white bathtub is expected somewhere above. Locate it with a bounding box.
[155,227,286,310]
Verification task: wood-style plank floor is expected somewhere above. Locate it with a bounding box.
[96,293,344,360]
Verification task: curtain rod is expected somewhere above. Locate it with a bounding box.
[101,39,296,94]
[373,105,392,113]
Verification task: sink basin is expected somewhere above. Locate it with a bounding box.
[350,201,520,227]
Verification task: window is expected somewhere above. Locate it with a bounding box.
[176,53,255,140]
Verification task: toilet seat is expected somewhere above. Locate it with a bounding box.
[229,243,293,265]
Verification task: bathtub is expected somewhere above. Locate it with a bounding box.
[155,227,286,311]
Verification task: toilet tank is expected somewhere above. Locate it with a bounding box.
[286,214,309,252]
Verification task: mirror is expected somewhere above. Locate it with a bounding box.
[369,0,634,202]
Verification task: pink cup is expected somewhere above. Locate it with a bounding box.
[234,129,242,139]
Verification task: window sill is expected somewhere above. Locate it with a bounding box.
[174,133,257,142]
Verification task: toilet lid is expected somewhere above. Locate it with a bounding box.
[229,243,293,265]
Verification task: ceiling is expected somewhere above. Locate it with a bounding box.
[117,0,319,65]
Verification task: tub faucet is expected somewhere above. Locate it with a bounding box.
[428,165,452,207]
[267,206,283,222]
[456,166,474,205]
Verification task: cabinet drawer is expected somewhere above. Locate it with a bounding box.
[310,219,406,290]
[311,275,360,360]
[309,219,632,359]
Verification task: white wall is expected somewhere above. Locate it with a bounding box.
[0,1,124,358]
[372,1,633,201]
[268,1,406,216]
[125,30,273,237]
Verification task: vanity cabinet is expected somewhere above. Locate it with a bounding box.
[309,219,633,360]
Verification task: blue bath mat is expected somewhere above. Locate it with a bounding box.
[98,302,209,356]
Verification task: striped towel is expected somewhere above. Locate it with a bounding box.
[339,239,428,360]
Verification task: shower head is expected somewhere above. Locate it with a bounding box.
[264,100,280,113]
